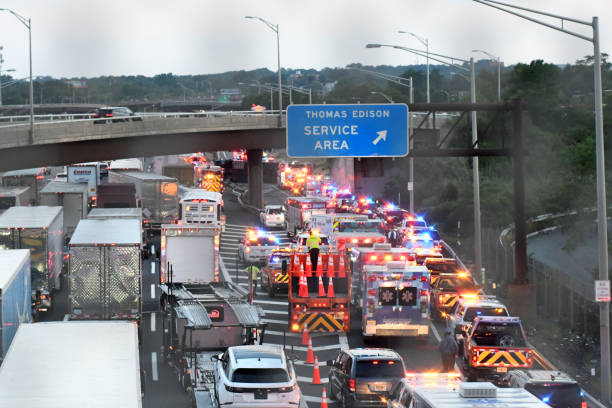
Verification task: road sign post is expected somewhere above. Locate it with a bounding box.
[286,104,409,157]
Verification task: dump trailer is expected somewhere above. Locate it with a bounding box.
[160,223,219,284]
[68,219,142,321]
[40,181,88,237]
[159,282,266,406]
[96,183,137,208]
[2,167,51,204]
[0,321,142,408]
[0,206,63,314]
[0,249,31,361]
[109,170,179,229]
[163,164,195,186]
[0,186,33,210]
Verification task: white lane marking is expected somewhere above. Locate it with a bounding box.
[151,352,159,381]
[295,359,329,367]
[151,261,156,275]
[298,376,329,384]
[220,243,241,248]
[151,245,155,256]
[339,332,349,351]
[302,396,323,403]
[151,312,156,332]
[430,322,441,342]
[255,299,289,306]
[263,342,342,352]
[150,284,156,299]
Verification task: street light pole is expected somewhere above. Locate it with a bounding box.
[246,16,282,126]
[0,9,33,143]
[399,31,429,103]
[472,49,501,102]
[474,0,609,402]
[409,76,414,214]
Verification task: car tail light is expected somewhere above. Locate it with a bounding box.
[368,289,376,296]
[420,276,427,282]
[420,290,428,296]
[93,113,100,118]
[581,402,587,408]
[368,275,376,281]
[104,113,114,117]
[349,379,356,392]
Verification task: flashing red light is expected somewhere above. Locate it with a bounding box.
[104,113,114,117]
[349,379,356,392]
[368,289,376,296]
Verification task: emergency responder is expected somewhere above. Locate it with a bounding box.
[245,264,260,295]
[438,328,459,372]
[387,228,399,247]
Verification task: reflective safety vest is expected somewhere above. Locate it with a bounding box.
[245,265,260,280]
[306,235,321,250]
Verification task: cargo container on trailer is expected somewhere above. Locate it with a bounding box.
[40,181,88,238]
[109,170,179,229]
[96,183,137,208]
[68,219,142,321]
[0,249,31,361]
[0,321,142,408]
[2,167,51,204]
[163,164,195,186]
[0,206,63,315]
[0,186,32,211]
[67,165,98,202]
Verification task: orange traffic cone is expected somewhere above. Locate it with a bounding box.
[318,276,326,297]
[315,253,323,277]
[312,356,321,384]
[321,387,329,408]
[299,272,309,297]
[338,256,346,278]
[327,277,335,298]
[305,255,312,277]
[306,338,314,364]
[327,254,335,278]
[293,254,300,272]
[302,324,310,346]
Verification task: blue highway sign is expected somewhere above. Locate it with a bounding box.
[286,104,408,158]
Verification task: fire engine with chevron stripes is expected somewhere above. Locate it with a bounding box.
[460,315,533,381]
[194,162,224,193]
[287,249,351,333]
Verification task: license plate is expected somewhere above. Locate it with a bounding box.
[254,389,268,400]
[496,367,508,373]
[374,384,387,391]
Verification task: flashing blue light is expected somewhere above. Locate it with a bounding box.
[542,395,551,403]
[351,195,355,200]
[476,311,482,315]
[421,233,432,241]
[580,390,584,397]
[271,257,279,263]
[416,216,425,222]
[366,198,374,204]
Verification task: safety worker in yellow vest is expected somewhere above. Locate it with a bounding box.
[306,229,322,273]
[245,264,260,295]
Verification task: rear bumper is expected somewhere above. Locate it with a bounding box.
[349,394,387,407]
[363,322,429,337]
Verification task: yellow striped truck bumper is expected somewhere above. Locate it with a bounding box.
[293,312,346,332]
[472,348,533,368]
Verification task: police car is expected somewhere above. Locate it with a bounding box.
[238,229,281,265]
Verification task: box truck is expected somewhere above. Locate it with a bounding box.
[0,186,33,210]
[2,167,51,204]
[160,224,219,284]
[67,165,98,202]
[0,321,142,408]
[96,183,137,208]
[40,181,88,237]
[68,219,142,321]
[0,249,31,361]
[0,206,63,314]
[109,170,179,229]
[88,208,147,256]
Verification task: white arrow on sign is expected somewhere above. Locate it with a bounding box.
[372,130,387,145]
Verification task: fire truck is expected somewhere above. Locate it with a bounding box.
[277,162,312,194]
[195,163,224,193]
[287,251,351,332]
[285,196,329,237]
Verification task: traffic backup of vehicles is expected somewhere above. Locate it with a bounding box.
[2,167,51,204]
[0,206,63,315]
[213,345,301,407]
[239,229,279,265]
[288,251,351,332]
[0,322,143,408]
[260,205,286,228]
[160,223,220,284]
[328,348,407,408]
[285,196,328,236]
[67,219,142,322]
[430,272,480,320]
[180,189,224,229]
[460,316,533,381]
[0,250,31,360]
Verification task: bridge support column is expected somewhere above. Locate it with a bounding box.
[247,149,264,209]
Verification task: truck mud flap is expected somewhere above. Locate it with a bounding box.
[475,349,531,368]
[297,312,345,332]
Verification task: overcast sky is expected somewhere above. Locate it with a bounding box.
[0,0,609,79]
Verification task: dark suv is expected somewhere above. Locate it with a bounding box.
[93,106,142,124]
[328,348,406,407]
[500,370,586,408]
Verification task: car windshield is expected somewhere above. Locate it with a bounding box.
[337,221,381,233]
[437,277,477,291]
[231,368,289,383]
[356,360,404,378]
[267,208,283,214]
[464,306,508,321]
[524,383,582,406]
[426,262,460,274]
[473,322,526,347]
